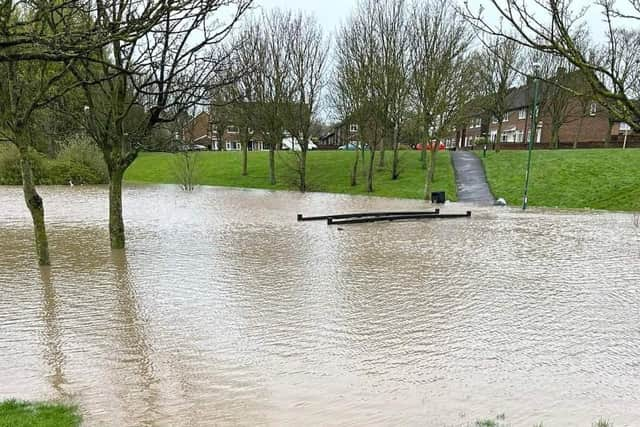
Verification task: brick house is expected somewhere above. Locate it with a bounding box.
[456,78,639,149]
[182,111,212,146]
[182,111,265,151]
[319,121,359,149]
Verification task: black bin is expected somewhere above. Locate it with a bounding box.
[431,191,446,204]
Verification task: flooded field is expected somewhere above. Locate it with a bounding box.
[1,185,639,426]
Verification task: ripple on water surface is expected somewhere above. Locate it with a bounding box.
[1,185,639,426]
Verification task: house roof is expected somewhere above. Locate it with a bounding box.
[505,85,530,110]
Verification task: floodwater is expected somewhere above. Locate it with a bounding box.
[1,185,639,426]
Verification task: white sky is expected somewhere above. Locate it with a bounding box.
[254,0,354,35]
[253,0,631,41]
[252,0,637,121]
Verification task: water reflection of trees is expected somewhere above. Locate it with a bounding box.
[109,250,160,426]
[39,267,68,398]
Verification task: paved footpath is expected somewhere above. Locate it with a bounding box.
[451,151,495,204]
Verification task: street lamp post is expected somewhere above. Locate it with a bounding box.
[522,63,541,210]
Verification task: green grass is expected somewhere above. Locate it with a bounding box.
[479,148,640,211]
[0,400,80,427]
[125,150,458,201]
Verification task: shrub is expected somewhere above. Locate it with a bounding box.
[56,136,108,182]
[47,160,105,185]
[0,136,108,185]
[0,144,49,185]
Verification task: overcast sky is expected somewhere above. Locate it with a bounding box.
[253,0,617,41]
[252,0,630,121]
[254,0,353,34]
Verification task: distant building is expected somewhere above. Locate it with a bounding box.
[182,111,265,151]
[182,111,212,147]
[456,75,639,149]
[319,121,359,149]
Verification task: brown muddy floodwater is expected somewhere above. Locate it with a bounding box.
[1,185,639,426]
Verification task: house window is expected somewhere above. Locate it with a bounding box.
[519,108,526,120]
[490,131,497,142]
[227,126,239,134]
[503,112,509,122]
[350,124,359,132]
[225,141,233,150]
[589,103,597,116]
[515,130,524,143]
[502,133,508,142]
[235,142,241,150]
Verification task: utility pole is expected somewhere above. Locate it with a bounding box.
[523,63,541,210]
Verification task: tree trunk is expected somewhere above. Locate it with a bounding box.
[350,144,359,186]
[604,118,613,147]
[268,144,276,185]
[424,147,437,200]
[495,121,503,152]
[551,124,560,149]
[19,146,50,266]
[360,141,366,176]
[299,148,307,192]
[377,134,386,169]
[367,146,376,193]
[109,167,126,249]
[241,141,248,176]
[421,138,428,169]
[573,115,584,149]
[391,123,400,180]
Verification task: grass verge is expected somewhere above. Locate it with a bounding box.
[479,148,640,211]
[125,150,457,201]
[0,400,80,427]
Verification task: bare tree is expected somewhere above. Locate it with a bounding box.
[595,25,640,143]
[211,87,234,152]
[228,38,260,176]
[334,0,402,193]
[375,1,411,179]
[72,0,251,249]
[173,149,200,191]
[531,51,577,149]
[0,59,70,265]
[283,12,328,192]
[0,1,176,64]
[373,0,410,172]
[0,2,99,265]
[476,37,523,152]
[235,11,292,186]
[463,0,640,132]
[410,0,473,199]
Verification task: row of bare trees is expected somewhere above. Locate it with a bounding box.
[4,0,640,266]
[464,0,640,135]
[210,9,328,192]
[334,0,476,198]
[1,0,252,265]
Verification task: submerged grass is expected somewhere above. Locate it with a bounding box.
[0,400,80,427]
[125,150,458,201]
[464,413,614,427]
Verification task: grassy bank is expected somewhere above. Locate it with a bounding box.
[125,150,458,200]
[479,148,640,211]
[0,400,80,427]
